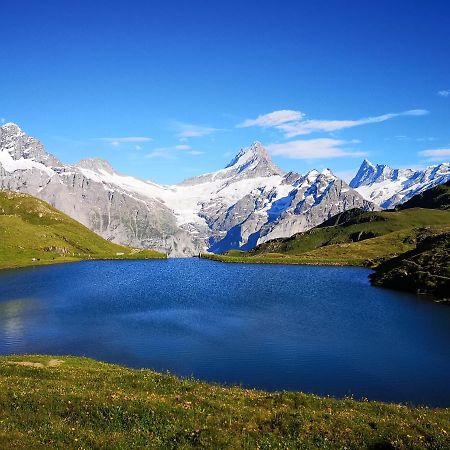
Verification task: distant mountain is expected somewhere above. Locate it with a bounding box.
[398,180,450,210]
[0,123,375,255]
[350,159,450,208]
[242,205,450,266]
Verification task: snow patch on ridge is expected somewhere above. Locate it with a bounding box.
[0,147,55,176]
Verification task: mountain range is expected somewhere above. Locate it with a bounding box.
[349,159,450,208]
[1,122,449,256]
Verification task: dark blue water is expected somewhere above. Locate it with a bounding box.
[0,259,449,406]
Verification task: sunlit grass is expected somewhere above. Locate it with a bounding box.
[0,190,165,269]
[203,208,450,267]
[0,355,448,449]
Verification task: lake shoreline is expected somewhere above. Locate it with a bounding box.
[0,354,448,449]
[2,259,448,407]
[0,254,167,271]
[199,252,369,267]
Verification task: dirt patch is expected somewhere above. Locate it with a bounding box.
[7,359,64,368]
[47,359,64,367]
[11,361,45,368]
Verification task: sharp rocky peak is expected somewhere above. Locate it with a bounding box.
[1,122,23,134]
[225,141,284,177]
[179,142,285,186]
[0,122,61,167]
[350,159,395,188]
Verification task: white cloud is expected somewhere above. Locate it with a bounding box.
[416,137,437,142]
[239,109,429,138]
[173,121,220,139]
[238,110,304,128]
[97,136,153,146]
[145,144,204,158]
[418,148,450,161]
[438,90,450,97]
[135,145,142,150]
[266,139,367,160]
[144,148,175,159]
[0,118,5,124]
[187,150,204,156]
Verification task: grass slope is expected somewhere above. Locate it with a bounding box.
[203,208,450,266]
[0,355,449,449]
[0,190,165,269]
[370,229,450,302]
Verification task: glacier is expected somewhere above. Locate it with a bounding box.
[0,123,389,256]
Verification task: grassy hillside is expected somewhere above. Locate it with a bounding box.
[203,208,450,266]
[0,190,165,269]
[0,355,448,449]
[371,229,450,302]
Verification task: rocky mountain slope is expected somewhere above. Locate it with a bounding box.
[350,159,450,208]
[0,123,375,255]
[209,206,450,267]
[205,183,450,300]
[0,190,164,269]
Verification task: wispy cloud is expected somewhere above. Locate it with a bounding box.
[145,148,175,159]
[418,148,450,161]
[0,118,5,124]
[187,150,204,156]
[239,109,429,138]
[145,144,205,159]
[172,121,220,139]
[266,139,367,160]
[97,136,153,146]
[437,90,450,97]
[238,110,304,128]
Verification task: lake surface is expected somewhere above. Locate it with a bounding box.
[0,259,449,406]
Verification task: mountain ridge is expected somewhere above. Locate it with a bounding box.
[4,123,447,256]
[350,158,450,208]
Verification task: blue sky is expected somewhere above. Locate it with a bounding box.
[1,0,449,184]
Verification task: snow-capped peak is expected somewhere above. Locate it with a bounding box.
[180,142,284,186]
[351,159,450,208]
[350,159,381,187]
[1,122,23,133]
[321,168,334,177]
[1,123,378,256]
[362,158,375,168]
[226,141,267,167]
[0,121,61,170]
[224,141,284,177]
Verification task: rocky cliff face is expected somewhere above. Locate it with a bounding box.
[0,123,376,255]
